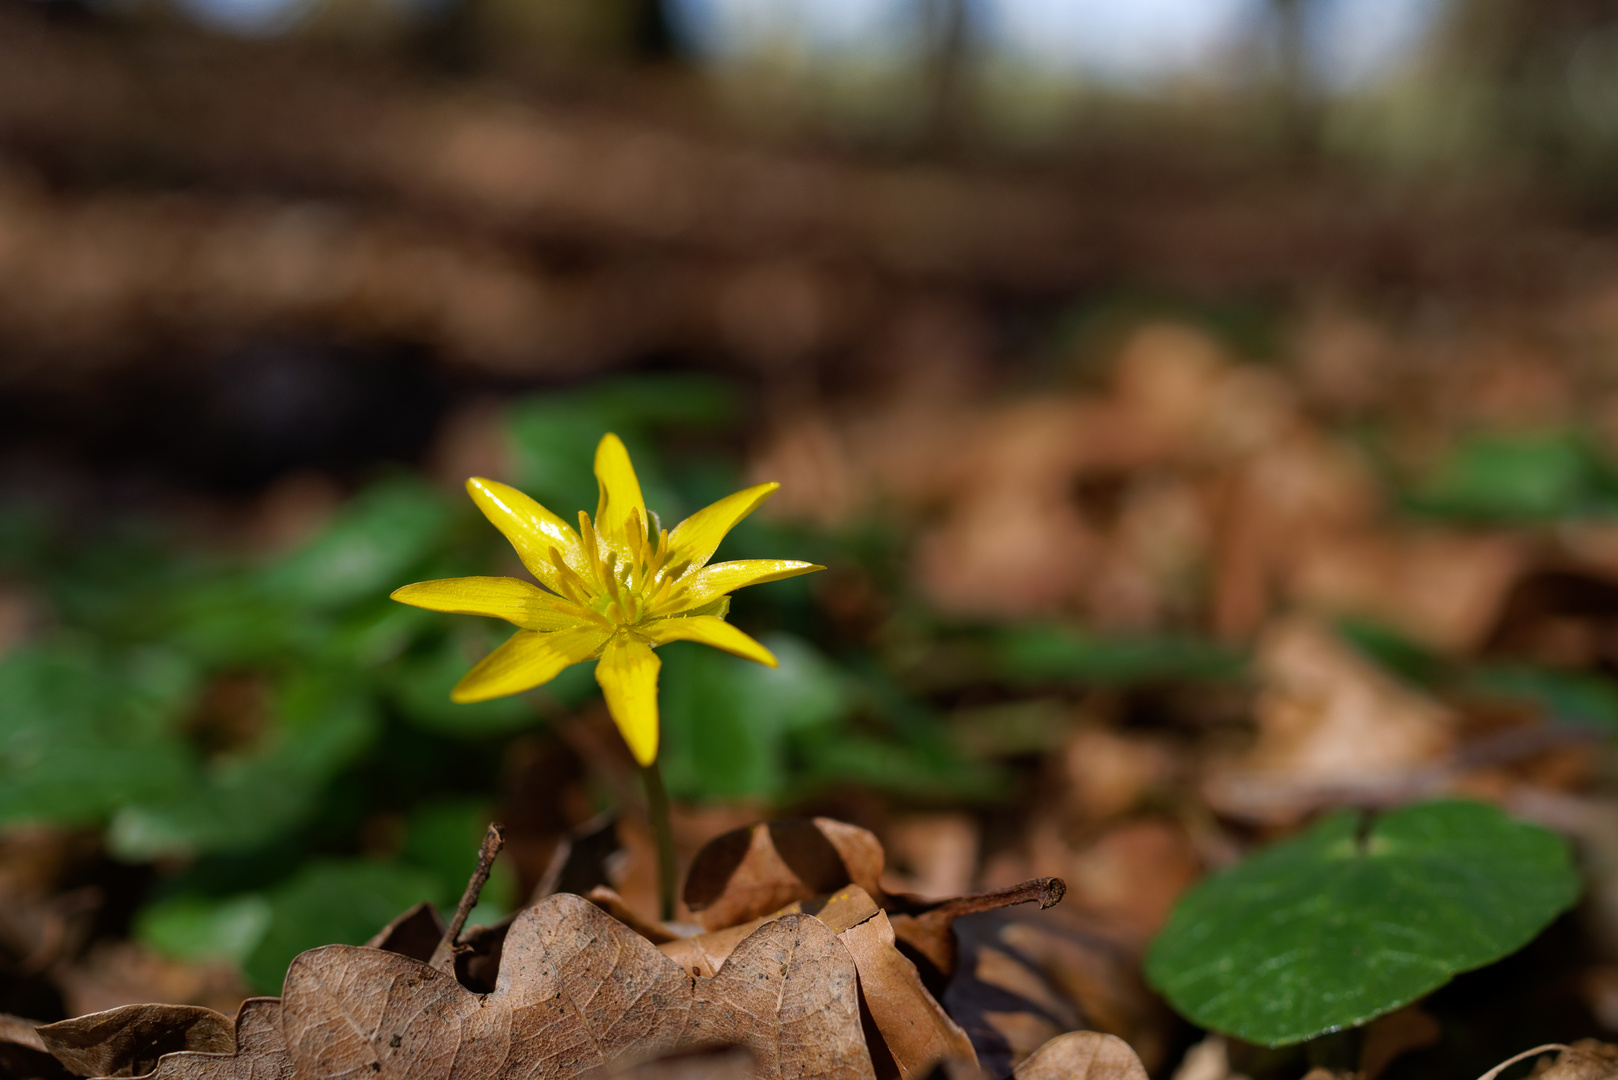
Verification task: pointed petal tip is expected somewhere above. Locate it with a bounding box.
[389,582,424,604]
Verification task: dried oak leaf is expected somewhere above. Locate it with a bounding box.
[0,1013,70,1080]
[1535,1040,1618,1080]
[663,886,975,1079]
[117,999,293,1080]
[1010,1032,1147,1080]
[365,902,447,964]
[942,909,1158,1079]
[605,1046,754,1080]
[37,1004,234,1078]
[886,879,1065,982]
[281,892,874,1080]
[683,819,885,931]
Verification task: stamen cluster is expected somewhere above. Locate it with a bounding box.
[546,509,693,629]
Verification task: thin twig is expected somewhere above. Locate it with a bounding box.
[430,823,505,973]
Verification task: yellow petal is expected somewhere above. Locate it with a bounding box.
[593,433,647,553]
[391,577,583,631]
[642,615,777,667]
[465,478,589,592]
[663,559,823,615]
[451,625,610,703]
[667,482,779,571]
[595,634,661,766]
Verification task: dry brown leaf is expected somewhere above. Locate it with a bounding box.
[1203,616,1456,823]
[827,895,976,1079]
[887,879,1066,980]
[1358,1005,1441,1080]
[586,886,679,945]
[682,819,885,931]
[1057,820,1200,941]
[660,884,882,977]
[662,885,976,1079]
[1533,1040,1618,1080]
[1167,1035,1249,1080]
[281,893,874,1080]
[124,998,292,1080]
[37,1004,235,1078]
[941,904,1165,1079]
[605,1046,755,1080]
[1287,529,1523,653]
[0,1012,69,1080]
[1011,1032,1147,1080]
[364,902,446,964]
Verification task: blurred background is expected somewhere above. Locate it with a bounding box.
[5,0,1618,1076]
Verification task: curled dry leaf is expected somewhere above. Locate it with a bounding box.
[1530,1040,1618,1080]
[118,999,293,1080]
[887,879,1066,980]
[838,902,976,1080]
[1203,617,1456,823]
[281,893,875,1080]
[943,908,1160,1079]
[1010,1032,1148,1080]
[365,902,446,964]
[662,886,976,1080]
[0,1012,69,1080]
[37,1004,235,1078]
[605,1046,755,1080]
[682,818,886,930]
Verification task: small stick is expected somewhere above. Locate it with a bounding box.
[1473,1045,1569,1080]
[430,823,505,973]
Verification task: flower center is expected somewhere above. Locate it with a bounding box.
[539,509,693,629]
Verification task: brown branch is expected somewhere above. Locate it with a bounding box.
[431,823,505,974]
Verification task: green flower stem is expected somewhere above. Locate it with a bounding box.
[641,760,676,922]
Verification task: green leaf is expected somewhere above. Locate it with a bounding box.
[1146,800,1581,1047]
[135,894,273,966]
[659,633,848,800]
[1334,617,1445,688]
[992,625,1245,685]
[261,480,453,610]
[108,669,380,859]
[388,631,536,736]
[1466,665,1618,732]
[1405,431,1618,522]
[504,375,736,521]
[0,645,194,827]
[242,860,440,994]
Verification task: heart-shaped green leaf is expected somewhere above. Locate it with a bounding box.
[1146,800,1580,1047]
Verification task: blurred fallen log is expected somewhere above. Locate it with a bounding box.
[1,2,1616,378]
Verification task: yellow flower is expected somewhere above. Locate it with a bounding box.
[390,433,822,766]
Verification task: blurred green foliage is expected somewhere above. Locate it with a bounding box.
[0,375,1075,992]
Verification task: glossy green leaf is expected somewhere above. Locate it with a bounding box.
[1146,800,1581,1047]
